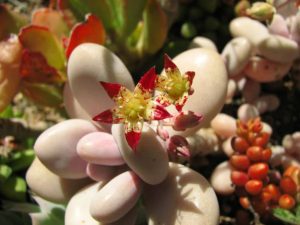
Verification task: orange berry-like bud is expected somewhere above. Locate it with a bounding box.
[246,146,263,162]
[260,191,272,204]
[261,148,272,162]
[245,179,263,195]
[280,176,297,196]
[279,194,296,210]
[232,137,249,153]
[248,163,269,180]
[231,170,249,186]
[284,166,297,177]
[239,197,250,209]
[264,184,281,203]
[230,155,250,171]
[252,132,270,147]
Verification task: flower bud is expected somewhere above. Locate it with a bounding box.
[246,2,276,22]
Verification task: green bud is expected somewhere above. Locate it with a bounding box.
[246,2,276,22]
[181,22,197,39]
[0,176,26,202]
[0,164,12,182]
[9,149,35,172]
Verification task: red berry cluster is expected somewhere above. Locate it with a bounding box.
[230,118,299,215]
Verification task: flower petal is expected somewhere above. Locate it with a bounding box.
[100,81,122,99]
[136,66,157,93]
[125,123,142,151]
[155,94,172,107]
[152,104,172,120]
[164,53,177,71]
[185,71,195,85]
[93,109,122,123]
[175,94,188,112]
[172,111,203,131]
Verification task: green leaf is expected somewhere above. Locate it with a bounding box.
[0,4,28,40]
[137,0,167,55]
[19,25,66,72]
[0,176,27,202]
[30,196,65,225]
[0,164,12,182]
[273,207,300,224]
[63,0,114,30]
[9,149,34,172]
[21,82,63,107]
[0,105,14,118]
[108,0,147,38]
[0,211,31,225]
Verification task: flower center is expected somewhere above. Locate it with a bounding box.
[122,94,149,122]
[167,77,189,99]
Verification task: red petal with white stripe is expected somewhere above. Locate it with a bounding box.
[93,109,118,123]
[137,66,157,93]
[164,54,177,71]
[100,81,122,99]
[152,104,172,120]
[125,130,141,151]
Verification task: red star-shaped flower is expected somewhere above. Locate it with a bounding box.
[93,67,172,151]
[155,54,195,112]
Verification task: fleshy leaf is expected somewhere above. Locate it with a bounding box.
[100,81,122,99]
[125,129,141,151]
[107,0,147,38]
[58,0,113,29]
[20,50,65,83]
[0,4,28,41]
[137,0,167,55]
[21,82,63,107]
[136,66,157,93]
[65,14,105,58]
[31,8,70,39]
[19,25,66,71]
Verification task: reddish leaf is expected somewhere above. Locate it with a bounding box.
[137,66,157,92]
[164,54,177,71]
[31,8,69,39]
[125,129,141,151]
[19,25,66,71]
[152,104,172,120]
[66,14,105,58]
[20,49,64,83]
[100,81,122,99]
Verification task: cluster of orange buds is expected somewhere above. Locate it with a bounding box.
[230,118,300,215]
